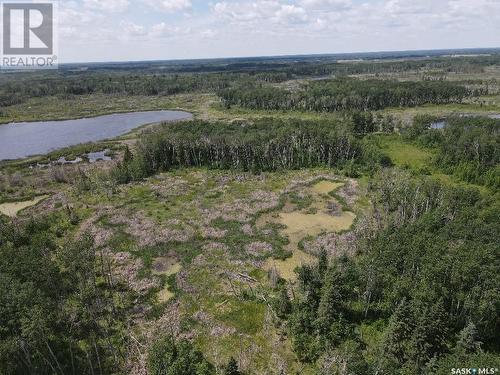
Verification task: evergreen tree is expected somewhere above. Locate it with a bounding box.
[123,145,133,163]
[317,248,328,278]
[455,322,482,354]
[148,336,215,375]
[275,285,292,319]
[382,299,414,366]
[224,357,241,375]
[316,268,344,334]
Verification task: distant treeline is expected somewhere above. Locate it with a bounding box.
[219,78,482,112]
[112,119,390,182]
[2,54,498,108]
[284,55,500,77]
[61,53,500,76]
[0,73,236,107]
[407,116,500,188]
[0,70,296,108]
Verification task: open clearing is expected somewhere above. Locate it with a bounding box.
[0,195,49,217]
[153,259,182,302]
[262,180,356,280]
[311,180,344,194]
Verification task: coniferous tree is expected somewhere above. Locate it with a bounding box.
[275,285,292,319]
[455,322,482,354]
[223,357,241,375]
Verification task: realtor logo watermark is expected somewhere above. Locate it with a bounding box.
[1,0,58,70]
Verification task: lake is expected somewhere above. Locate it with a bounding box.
[0,110,192,161]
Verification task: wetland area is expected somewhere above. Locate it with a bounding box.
[1,51,499,375]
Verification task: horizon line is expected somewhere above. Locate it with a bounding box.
[59,46,500,66]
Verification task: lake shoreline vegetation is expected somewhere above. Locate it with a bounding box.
[0,51,499,375]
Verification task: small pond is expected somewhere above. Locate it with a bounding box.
[430,114,500,130]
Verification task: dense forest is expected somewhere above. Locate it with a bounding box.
[405,116,500,188]
[0,215,130,374]
[111,118,392,182]
[57,52,500,76]
[1,51,499,375]
[219,78,482,112]
[282,171,499,374]
[0,73,235,107]
[1,53,498,109]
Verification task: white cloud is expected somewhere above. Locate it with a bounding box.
[120,21,147,37]
[83,0,129,12]
[272,5,308,24]
[448,0,500,19]
[298,0,351,11]
[149,22,191,38]
[56,0,500,63]
[212,1,311,28]
[212,1,281,24]
[200,29,218,38]
[145,0,192,12]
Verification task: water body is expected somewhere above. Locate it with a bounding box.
[430,114,500,130]
[430,121,446,129]
[0,110,192,160]
[87,150,112,163]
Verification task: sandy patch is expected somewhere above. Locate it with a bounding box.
[158,288,175,303]
[152,257,182,276]
[280,211,356,241]
[151,257,182,303]
[261,179,357,281]
[311,180,344,195]
[0,195,49,217]
[264,250,315,281]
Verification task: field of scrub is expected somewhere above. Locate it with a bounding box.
[1,167,365,373]
[1,54,499,375]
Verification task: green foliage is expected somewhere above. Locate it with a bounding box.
[403,116,500,187]
[113,118,373,179]
[273,285,292,319]
[0,216,131,374]
[219,78,479,112]
[148,336,215,375]
[455,322,483,354]
[435,117,500,188]
[285,173,499,373]
[223,357,241,375]
[1,53,498,110]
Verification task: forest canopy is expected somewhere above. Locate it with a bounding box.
[111,118,391,182]
[219,78,481,112]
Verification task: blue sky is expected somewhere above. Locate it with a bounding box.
[57,0,500,63]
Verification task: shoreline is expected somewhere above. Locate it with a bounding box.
[0,110,193,162]
[0,108,192,127]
